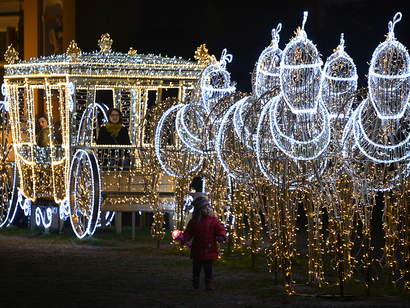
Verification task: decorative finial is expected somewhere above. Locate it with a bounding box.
[335,33,345,53]
[98,33,113,53]
[387,12,402,40]
[194,44,216,65]
[271,23,282,47]
[301,11,308,31]
[4,44,19,64]
[66,40,82,61]
[219,48,233,69]
[128,47,137,55]
[295,11,309,39]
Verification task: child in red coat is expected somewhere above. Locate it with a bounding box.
[183,196,226,290]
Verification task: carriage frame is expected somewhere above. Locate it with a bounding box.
[0,35,204,238]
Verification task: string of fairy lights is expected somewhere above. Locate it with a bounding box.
[154,11,410,295]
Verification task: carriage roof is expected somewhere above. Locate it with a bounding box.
[4,52,203,79]
[4,35,205,82]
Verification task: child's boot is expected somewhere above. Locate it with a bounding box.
[193,277,200,289]
[205,279,214,290]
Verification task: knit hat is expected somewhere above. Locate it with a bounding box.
[191,196,209,212]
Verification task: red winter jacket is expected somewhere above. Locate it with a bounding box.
[183,215,227,260]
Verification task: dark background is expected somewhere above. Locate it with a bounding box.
[76,0,410,93]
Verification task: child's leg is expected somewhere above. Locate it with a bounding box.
[192,260,202,289]
[193,259,203,277]
[203,260,214,290]
[203,259,214,280]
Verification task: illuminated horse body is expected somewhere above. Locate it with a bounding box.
[254,23,282,99]
[217,24,284,183]
[353,13,410,167]
[313,33,359,283]
[270,12,330,163]
[342,13,410,192]
[254,23,307,189]
[155,50,236,230]
[234,24,282,154]
[177,49,236,155]
[341,12,410,292]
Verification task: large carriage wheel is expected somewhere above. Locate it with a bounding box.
[69,149,101,239]
[0,163,18,227]
[0,104,17,227]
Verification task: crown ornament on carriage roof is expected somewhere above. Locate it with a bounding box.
[128,47,137,55]
[4,44,19,64]
[98,33,113,53]
[194,44,217,66]
[66,40,82,60]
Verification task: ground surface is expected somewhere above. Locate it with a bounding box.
[0,225,409,308]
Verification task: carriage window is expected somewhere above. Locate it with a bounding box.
[147,88,179,109]
[95,89,114,108]
[162,88,179,101]
[147,90,157,110]
[35,88,62,148]
[95,89,114,129]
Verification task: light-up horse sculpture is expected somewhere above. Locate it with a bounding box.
[186,49,241,252]
[253,23,303,282]
[155,49,236,233]
[153,10,410,295]
[155,101,204,231]
[268,12,330,291]
[342,12,410,293]
[313,33,359,291]
[177,49,236,155]
[216,25,285,265]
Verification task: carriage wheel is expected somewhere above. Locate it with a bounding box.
[0,163,17,227]
[0,103,17,227]
[69,149,101,239]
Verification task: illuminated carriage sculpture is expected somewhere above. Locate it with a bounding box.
[1,34,204,238]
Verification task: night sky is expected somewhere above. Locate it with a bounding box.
[76,0,410,93]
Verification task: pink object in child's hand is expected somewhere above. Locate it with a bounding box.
[172,229,191,248]
[172,229,181,239]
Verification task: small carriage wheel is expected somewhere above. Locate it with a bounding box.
[69,149,101,239]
